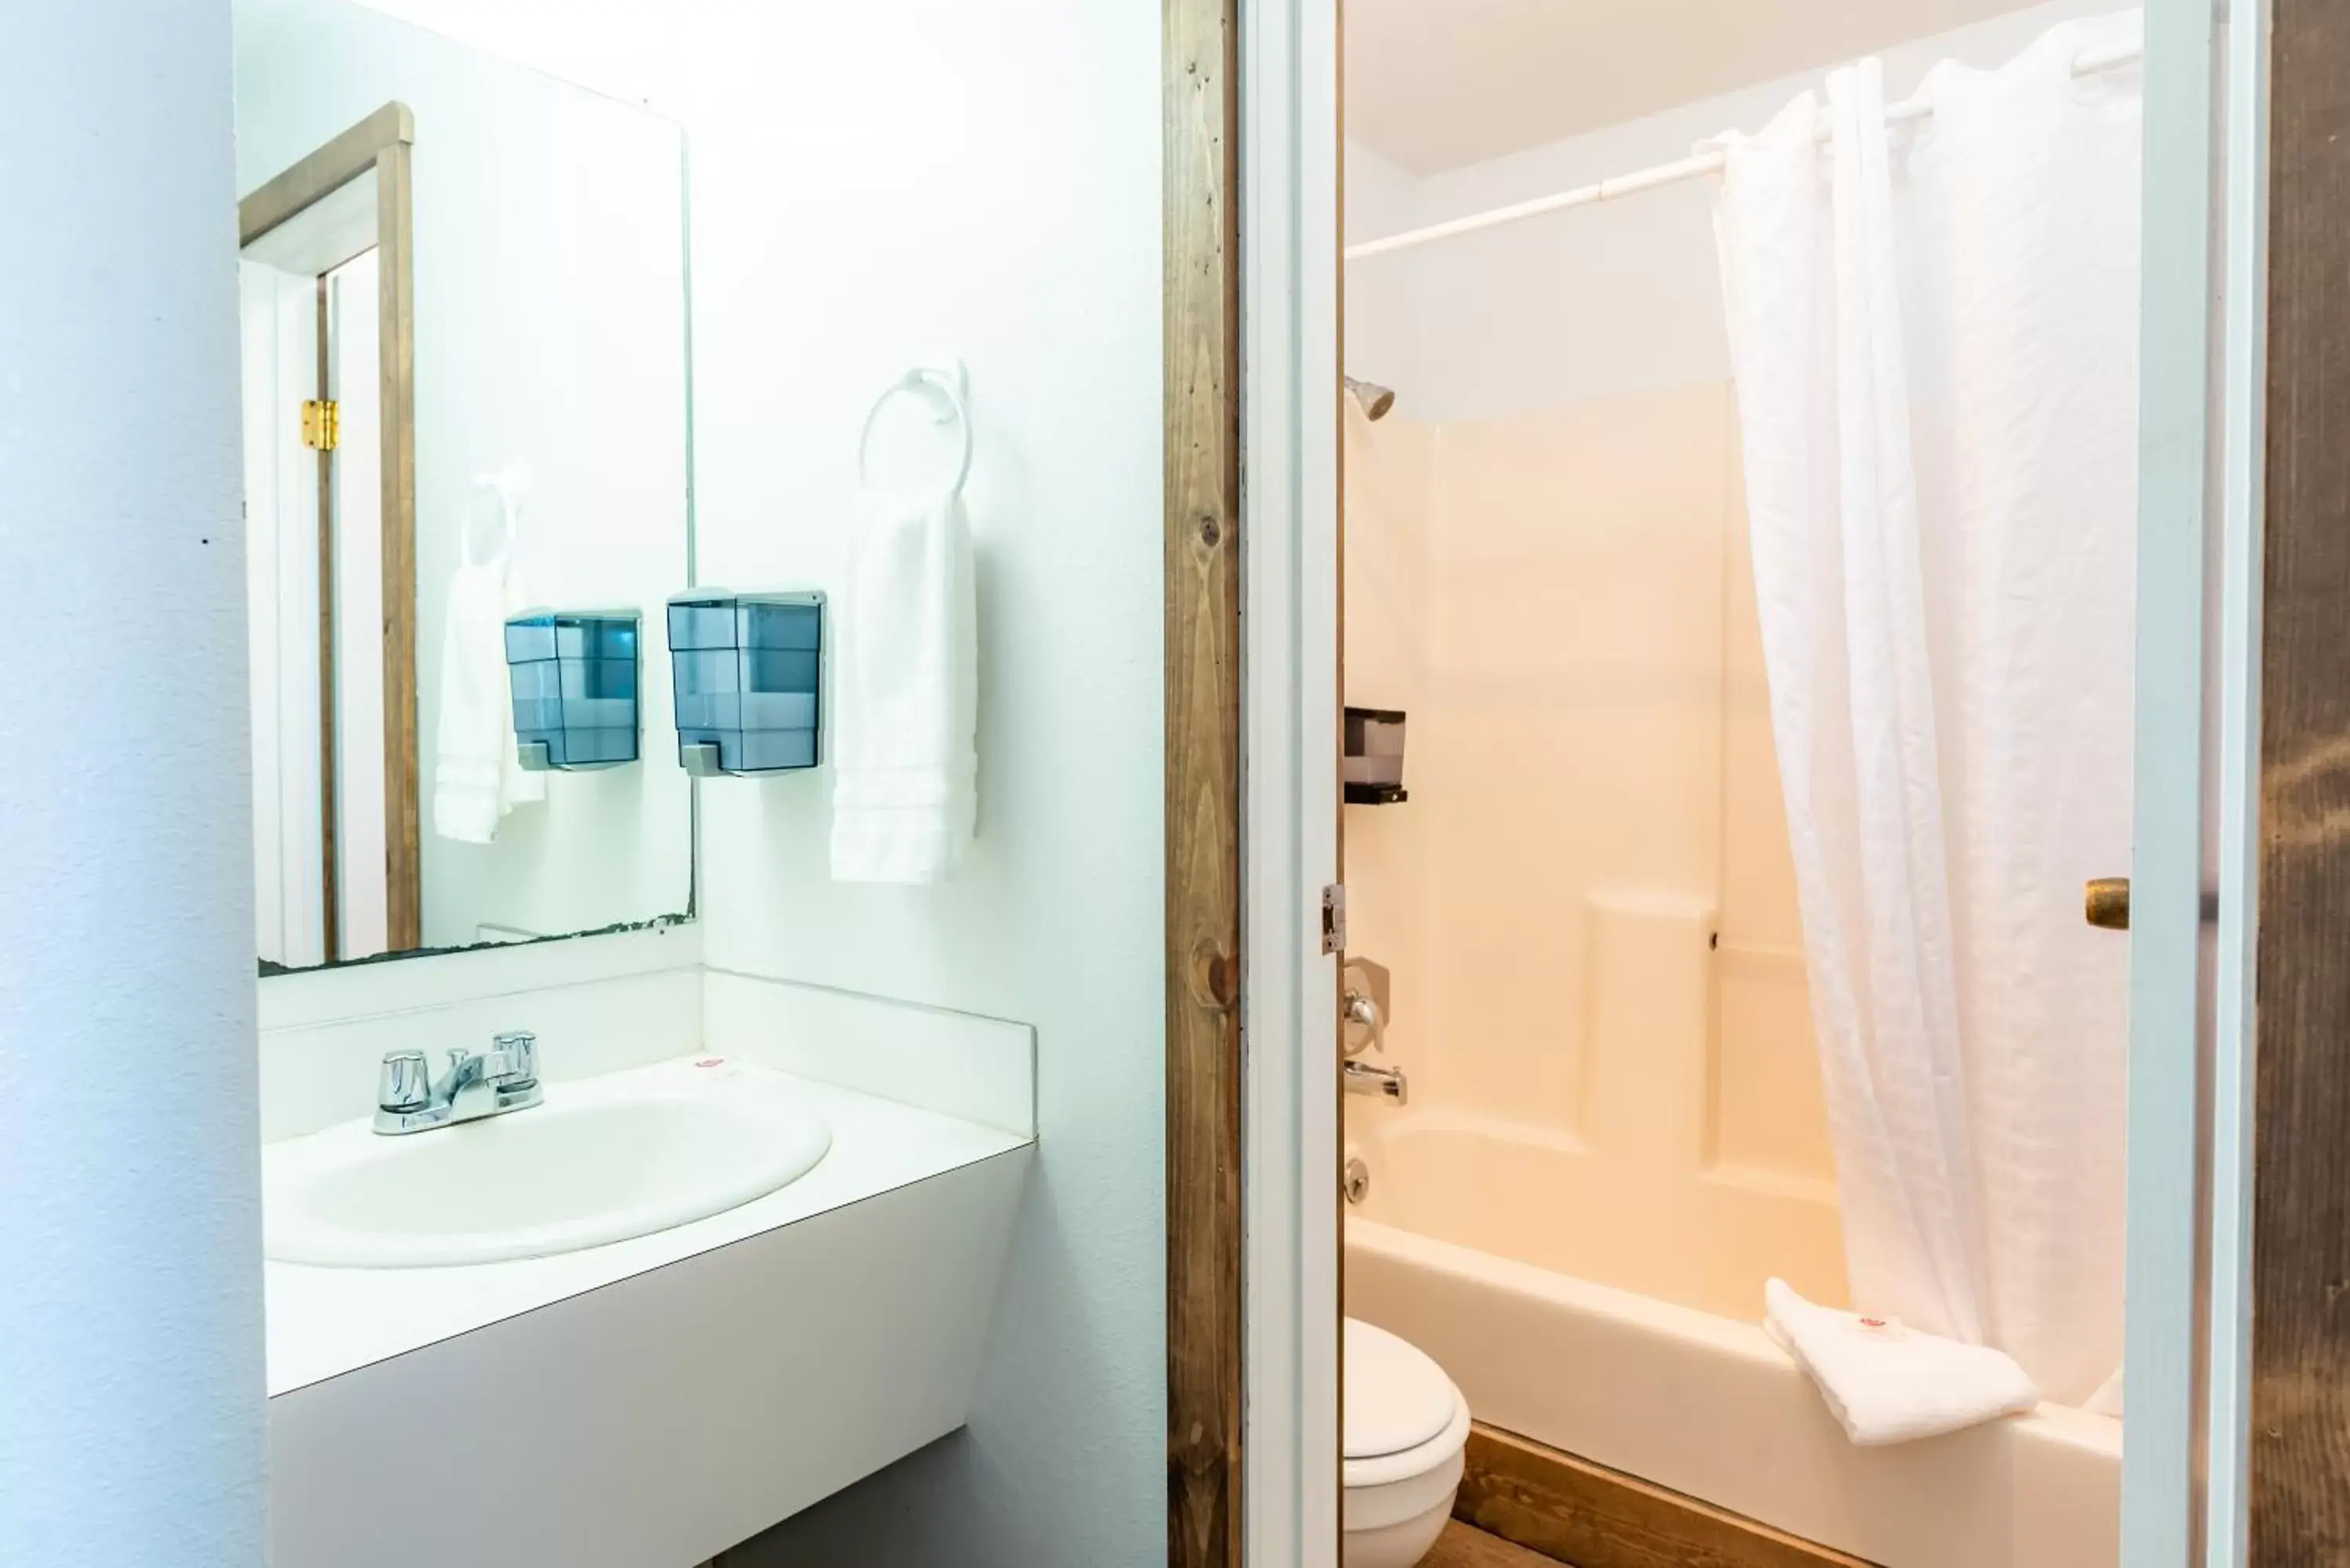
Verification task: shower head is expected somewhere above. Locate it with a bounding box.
[1346,376,1397,421]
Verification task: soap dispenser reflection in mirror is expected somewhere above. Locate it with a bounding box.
[502,609,642,771]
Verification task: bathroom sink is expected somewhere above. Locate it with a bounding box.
[265,1057,832,1268]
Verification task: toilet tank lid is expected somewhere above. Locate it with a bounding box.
[1343,1318,1461,1460]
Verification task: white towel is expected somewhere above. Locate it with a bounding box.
[1764,1279,2039,1446]
[431,489,543,844]
[830,489,978,883]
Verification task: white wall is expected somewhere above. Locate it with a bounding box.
[1348,0,2125,423]
[0,2,269,1563]
[325,2,1170,1563]
[233,0,695,952]
[680,8,1165,1561]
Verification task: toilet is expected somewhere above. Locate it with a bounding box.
[1343,1317,1472,1568]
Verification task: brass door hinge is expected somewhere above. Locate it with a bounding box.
[302,398,341,451]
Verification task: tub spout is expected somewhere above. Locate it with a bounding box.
[1343,1060,1408,1104]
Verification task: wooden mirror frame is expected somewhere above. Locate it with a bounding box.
[237,102,421,955]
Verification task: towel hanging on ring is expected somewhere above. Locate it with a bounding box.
[830,361,979,884]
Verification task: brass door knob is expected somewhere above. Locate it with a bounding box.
[2084,877,2220,930]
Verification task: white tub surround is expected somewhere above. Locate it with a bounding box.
[1348,1219,2120,1568]
[1349,1105,1845,1327]
[261,966,1036,1567]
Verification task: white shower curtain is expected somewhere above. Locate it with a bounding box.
[1710,13,2142,1407]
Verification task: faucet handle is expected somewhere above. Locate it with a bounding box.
[488,1030,538,1086]
[1343,989,1385,1058]
[1342,956,1390,1059]
[378,1050,430,1113]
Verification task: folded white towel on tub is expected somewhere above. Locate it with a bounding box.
[1764,1279,2039,1446]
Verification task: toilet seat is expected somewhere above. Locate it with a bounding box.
[1343,1396,1472,1491]
[1346,1319,1459,1460]
[1342,1317,1473,1532]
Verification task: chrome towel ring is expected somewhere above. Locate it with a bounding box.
[855,358,973,499]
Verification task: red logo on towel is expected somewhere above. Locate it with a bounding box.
[695,1057,725,1068]
[1860,1317,1888,1328]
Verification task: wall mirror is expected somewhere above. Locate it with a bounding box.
[233,0,694,973]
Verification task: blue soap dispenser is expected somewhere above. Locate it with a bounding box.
[666,590,824,775]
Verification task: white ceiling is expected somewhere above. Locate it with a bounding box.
[1347,0,2053,173]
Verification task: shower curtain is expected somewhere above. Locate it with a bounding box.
[1709,13,2142,1407]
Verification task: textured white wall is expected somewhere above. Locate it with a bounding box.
[0,2,269,1563]
[678,7,1166,1562]
[334,2,1169,1562]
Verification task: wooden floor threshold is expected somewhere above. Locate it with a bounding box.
[1426,1519,1558,1566]
[1455,1423,1878,1568]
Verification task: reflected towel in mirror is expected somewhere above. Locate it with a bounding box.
[432,484,544,843]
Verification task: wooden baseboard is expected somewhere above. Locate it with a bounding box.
[1454,1424,1878,1568]
[1426,1519,1556,1566]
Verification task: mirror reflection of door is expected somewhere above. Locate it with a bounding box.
[237,109,418,969]
[230,6,700,977]
[240,249,389,966]
[327,251,388,960]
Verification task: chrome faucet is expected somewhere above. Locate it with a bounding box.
[373,1031,543,1135]
[1340,955,1404,1102]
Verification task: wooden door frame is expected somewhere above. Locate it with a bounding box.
[1166,0,1245,1559]
[239,102,422,954]
[2249,2,2350,1561]
[1167,0,1346,1563]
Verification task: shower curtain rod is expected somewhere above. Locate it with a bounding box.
[1345,38,2143,262]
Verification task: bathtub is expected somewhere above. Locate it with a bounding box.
[1344,1126,2122,1568]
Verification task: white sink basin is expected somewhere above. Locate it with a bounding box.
[265,1057,832,1268]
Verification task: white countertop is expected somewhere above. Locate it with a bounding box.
[266,1058,1029,1396]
